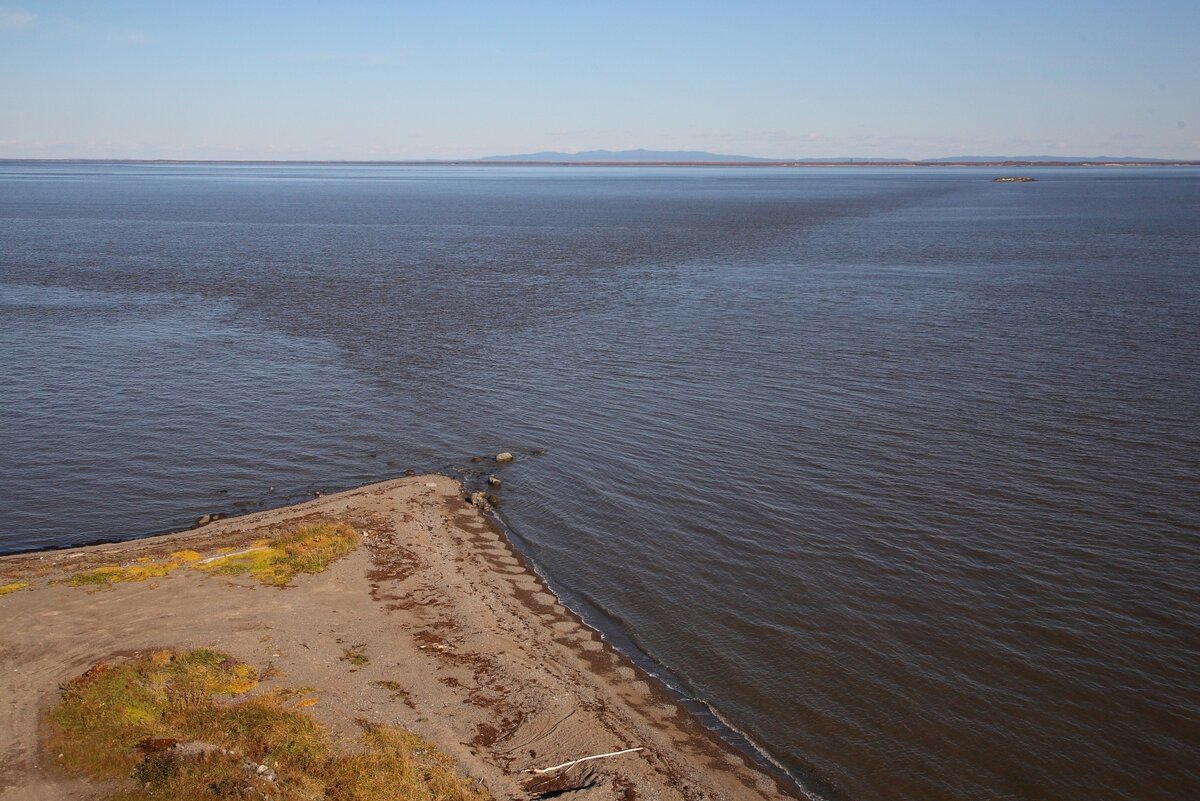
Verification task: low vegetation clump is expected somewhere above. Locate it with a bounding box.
[0,581,29,597]
[48,648,489,801]
[64,551,202,587]
[193,522,359,586]
[341,644,370,666]
[372,680,406,695]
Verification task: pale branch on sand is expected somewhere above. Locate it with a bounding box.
[525,747,645,775]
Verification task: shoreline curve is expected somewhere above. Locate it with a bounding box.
[0,474,810,801]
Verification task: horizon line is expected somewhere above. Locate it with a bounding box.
[3,157,1200,167]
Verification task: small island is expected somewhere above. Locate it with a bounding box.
[993,176,1037,182]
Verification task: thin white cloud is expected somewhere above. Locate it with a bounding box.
[0,8,35,29]
[53,14,153,44]
[299,49,406,66]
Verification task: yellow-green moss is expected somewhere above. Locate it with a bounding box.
[59,523,356,590]
[193,523,358,586]
[47,649,488,801]
[0,581,30,597]
[64,551,203,588]
[64,566,126,587]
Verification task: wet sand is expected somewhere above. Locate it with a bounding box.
[0,475,798,800]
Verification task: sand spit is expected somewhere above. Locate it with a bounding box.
[0,475,797,800]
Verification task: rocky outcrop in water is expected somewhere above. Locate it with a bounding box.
[993,176,1036,182]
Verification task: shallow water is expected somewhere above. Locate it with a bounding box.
[2,163,1198,801]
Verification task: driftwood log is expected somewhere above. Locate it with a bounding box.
[525,746,645,775]
[520,747,645,798]
[522,765,600,798]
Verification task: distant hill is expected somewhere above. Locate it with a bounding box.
[480,149,779,163]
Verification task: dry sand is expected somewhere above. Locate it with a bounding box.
[0,475,798,800]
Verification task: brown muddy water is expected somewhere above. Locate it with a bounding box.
[1,163,1197,800]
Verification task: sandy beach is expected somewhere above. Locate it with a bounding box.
[0,475,797,800]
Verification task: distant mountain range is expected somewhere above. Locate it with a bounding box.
[481,149,1180,164]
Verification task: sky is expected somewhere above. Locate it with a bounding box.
[1,1,1198,160]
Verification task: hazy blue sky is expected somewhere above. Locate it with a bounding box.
[1,1,1197,160]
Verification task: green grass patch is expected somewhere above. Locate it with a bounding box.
[48,649,259,779]
[341,644,370,666]
[48,648,488,801]
[63,551,202,588]
[193,523,359,586]
[0,581,29,597]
